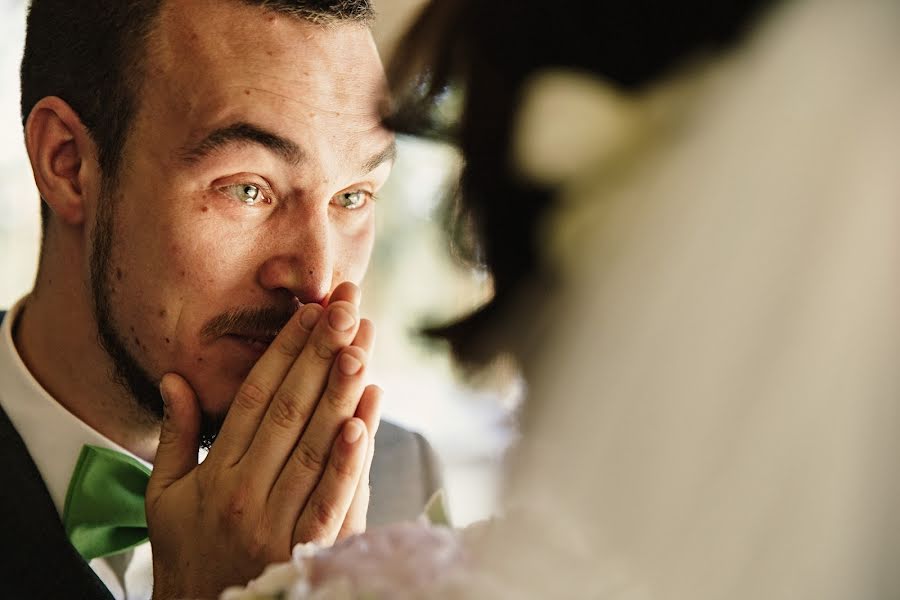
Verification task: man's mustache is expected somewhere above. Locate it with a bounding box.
[201,305,298,340]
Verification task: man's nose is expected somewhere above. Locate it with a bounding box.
[256,218,333,305]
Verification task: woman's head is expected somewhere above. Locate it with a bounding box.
[388,0,775,366]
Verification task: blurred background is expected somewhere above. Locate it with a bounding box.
[0,0,517,525]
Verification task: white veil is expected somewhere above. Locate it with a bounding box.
[485,0,900,597]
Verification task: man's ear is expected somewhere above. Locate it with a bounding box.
[24,96,100,227]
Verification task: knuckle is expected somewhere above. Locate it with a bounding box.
[311,497,339,528]
[312,338,337,362]
[235,381,271,412]
[330,448,358,480]
[323,387,354,413]
[269,390,307,430]
[273,334,303,359]
[292,439,326,474]
[219,486,251,527]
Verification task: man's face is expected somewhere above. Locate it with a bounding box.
[91,0,393,439]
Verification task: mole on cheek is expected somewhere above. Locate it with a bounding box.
[201,206,209,213]
[165,337,171,344]
[159,309,167,318]
[116,268,124,281]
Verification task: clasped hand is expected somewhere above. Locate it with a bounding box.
[145,283,380,599]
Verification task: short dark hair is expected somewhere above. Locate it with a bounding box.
[20,0,373,227]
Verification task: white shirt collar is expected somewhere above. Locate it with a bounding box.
[0,297,150,518]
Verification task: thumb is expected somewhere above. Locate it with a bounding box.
[149,373,201,493]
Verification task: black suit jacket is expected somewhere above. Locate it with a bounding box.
[0,401,115,599]
[0,310,441,599]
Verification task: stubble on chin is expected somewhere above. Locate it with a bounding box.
[88,186,224,449]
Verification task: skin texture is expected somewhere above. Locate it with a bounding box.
[15,0,393,595]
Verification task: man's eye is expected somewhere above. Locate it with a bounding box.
[333,190,372,210]
[220,183,270,206]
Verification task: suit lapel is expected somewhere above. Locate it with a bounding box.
[0,309,114,599]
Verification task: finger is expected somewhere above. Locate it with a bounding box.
[148,374,201,498]
[351,318,376,355]
[209,303,323,466]
[354,384,383,439]
[293,418,368,546]
[324,281,361,308]
[269,344,369,514]
[337,385,382,540]
[243,300,360,485]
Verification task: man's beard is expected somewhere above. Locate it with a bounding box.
[89,188,224,449]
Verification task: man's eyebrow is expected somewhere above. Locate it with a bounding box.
[360,141,397,174]
[179,122,305,166]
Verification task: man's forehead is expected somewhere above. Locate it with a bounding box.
[150,0,387,107]
[139,0,390,161]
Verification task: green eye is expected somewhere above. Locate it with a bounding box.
[222,183,268,206]
[334,190,371,210]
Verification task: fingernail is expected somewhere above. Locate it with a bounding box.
[328,306,356,332]
[339,353,363,376]
[343,420,364,444]
[299,305,322,330]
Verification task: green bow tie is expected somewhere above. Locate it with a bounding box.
[63,445,151,561]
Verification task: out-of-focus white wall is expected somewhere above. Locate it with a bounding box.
[0,0,514,525]
[0,1,39,309]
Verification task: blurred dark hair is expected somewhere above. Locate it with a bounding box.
[387,0,776,367]
[20,0,374,230]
